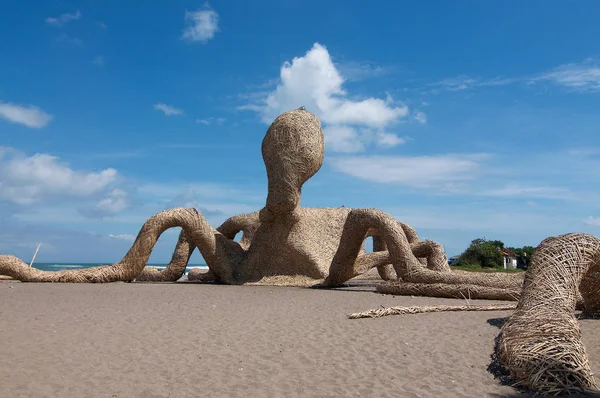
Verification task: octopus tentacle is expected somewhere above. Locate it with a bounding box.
[188,212,260,282]
[323,208,429,287]
[135,229,195,282]
[0,208,241,283]
[216,212,260,250]
[496,233,600,395]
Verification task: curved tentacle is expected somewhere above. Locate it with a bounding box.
[136,211,261,283]
[372,222,444,281]
[496,233,600,395]
[188,212,260,282]
[135,229,194,282]
[0,208,241,283]
[410,239,450,272]
[216,212,260,250]
[323,208,426,287]
[323,208,521,290]
[372,233,396,280]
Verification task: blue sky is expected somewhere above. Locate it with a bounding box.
[2,1,600,263]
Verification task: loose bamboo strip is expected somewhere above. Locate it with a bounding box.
[348,303,516,319]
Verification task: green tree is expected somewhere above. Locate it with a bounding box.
[459,238,505,268]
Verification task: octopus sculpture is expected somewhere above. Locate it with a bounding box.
[4,108,598,396]
[0,108,460,285]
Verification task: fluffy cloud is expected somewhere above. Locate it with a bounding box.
[584,216,600,226]
[0,101,52,128]
[0,147,118,205]
[413,111,427,124]
[154,103,184,116]
[481,185,574,200]
[46,10,81,27]
[330,154,482,188]
[196,117,225,125]
[323,126,405,152]
[182,5,219,43]
[428,76,516,93]
[80,189,130,218]
[108,233,135,242]
[535,58,600,92]
[329,149,600,203]
[243,43,407,153]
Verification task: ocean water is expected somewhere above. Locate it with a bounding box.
[32,263,208,274]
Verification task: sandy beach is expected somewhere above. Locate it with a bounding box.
[1,279,598,398]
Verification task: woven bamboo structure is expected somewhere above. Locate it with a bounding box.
[135,230,194,282]
[348,303,517,319]
[352,232,600,396]
[0,207,243,283]
[2,108,600,396]
[375,270,525,301]
[496,233,600,395]
[0,109,447,285]
[377,281,521,301]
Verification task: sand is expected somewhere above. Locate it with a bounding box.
[1,280,598,398]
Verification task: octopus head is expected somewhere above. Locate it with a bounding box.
[260,108,324,222]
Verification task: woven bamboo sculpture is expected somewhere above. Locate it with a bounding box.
[351,233,600,396]
[0,109,449,285]
[496,233,600,395]
[2,109,599,396]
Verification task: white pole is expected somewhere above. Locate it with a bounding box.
[29,243,41,268]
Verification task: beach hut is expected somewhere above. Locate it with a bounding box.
[501,248,518,269]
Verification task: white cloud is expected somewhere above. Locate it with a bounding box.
[336,61,394,82]
[154,103,184,116]
[428,76,515,93]
[535,58,600,92]
[260,43,407,127]
[323,126,365,153]
[481,185,574,200]
[108,233,135,242]
[46,10,81,27]
[139,182,253,201]
[92,56,105,66]
[323,127,405,153]
[0,147,118,205]
[431,76,477,91]
[584,216,600,226]
[56,33,83,45]
[328,149,600,203]
[136,182,260,219]
[196,117,225,125]
[242,43,408,153]
[182,4,219,43]
[376,132,405,148]
[81,189,129,218]
[0,101,53,128]
[413,111,427,124]
[330,154,483,188]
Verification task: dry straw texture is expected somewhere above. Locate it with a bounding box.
[377,281,522,301]
[3,109,600,397]
[135,230,194,282]
[357,232,600,396]
[348,303,517,319]
[496,233,600,395]
[0,109,447,286]
[0,208,245,283]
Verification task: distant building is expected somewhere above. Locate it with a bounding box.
[447,255,460,265]
[501,248,519,269]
